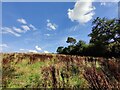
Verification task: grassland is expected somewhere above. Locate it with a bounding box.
[1,53,120,89]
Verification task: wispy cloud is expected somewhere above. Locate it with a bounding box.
[19,45,42,53]
[100,2,106,6]
[44,50,49,53]
[2,18,37,37]
[21,25,30,31]
[2,27,21,37]
[2,17,38,38]
[17,18,27,24]
[13,27,24,33]
[29,49,38,53]
[68,0,95,24]
[17,18,37,31]
[0,43,8,52]
[29,24,37,30]
[0,43,8,48]
[100,2,117,6]
[19,48,25,51]
[44,34,50,36]
[35,45,42,51]
[19,48,27,52]
[18,45,50,53]
[69,24,81,32]
[46,19,58,30]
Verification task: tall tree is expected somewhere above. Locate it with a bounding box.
[89,17,120,57]
[56,46,64,54]
[74,40,87,54]
[56,17,120,57]
[89,17,120,45]
[66,37,77,45]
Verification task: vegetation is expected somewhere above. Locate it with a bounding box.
[1,17,120,89]
[2,53,120,89]
[57,17,120,57]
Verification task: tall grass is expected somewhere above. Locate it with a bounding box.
[1,53,120,89]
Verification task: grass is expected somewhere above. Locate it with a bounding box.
[1,53,120,89]
[6,59,45,88]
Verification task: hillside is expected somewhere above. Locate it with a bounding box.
[1,53,120,89]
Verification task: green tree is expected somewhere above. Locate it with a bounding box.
[89,17,120,45]
[56,17,120,57]
[62,47,70,54]
[57,46,64,54]
[66,37,77,45]
[74,40,87,55]
[89,17,120,57]
[107,41,120,57]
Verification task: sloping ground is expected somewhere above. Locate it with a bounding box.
[1,53,120,89]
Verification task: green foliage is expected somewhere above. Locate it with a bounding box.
[106,41,120,56]
[66,37,77,45]
[74,40,88,55]
[89,17,120,57]
[57,17,120,57]
[56,46,64,54]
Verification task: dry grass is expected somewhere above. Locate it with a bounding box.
[1,53,120,89]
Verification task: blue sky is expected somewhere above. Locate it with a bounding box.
[1,2,118,53]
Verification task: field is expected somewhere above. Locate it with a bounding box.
[1,53,120,89]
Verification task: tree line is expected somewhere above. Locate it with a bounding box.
[57,17,120,57]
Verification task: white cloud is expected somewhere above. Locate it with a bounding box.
[21,25,30,31]
[68,0,95,24]
[29,50,38,53]
[19,48,25,51]
[17,18,27,24]
[2,18,37,37]
[47,19,58,30]
[44,34,50,36]
[13,27,24,33]
[19,48,28,52]
[29,24,37,30]
[100,2,106,6]
[47,19,50,22]
[35,45,42,51]
[44,50,49,53]
[96,0,118,2]
[0,44,8,52]
[100,2,117,6]
[2,27,21,37]
[0,44,8,48]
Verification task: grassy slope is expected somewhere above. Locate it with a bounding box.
[1,53,120,89]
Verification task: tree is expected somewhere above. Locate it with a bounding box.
[89,17,120,45]
[89,17,120,57]
[62,47,70,54]
[57,46,64,54]
[56,17,120,57]
[73,40,87,55]
[66,37,77,45]
[76,40,86,47]
[67,45,76,54]
[107,41,120,57]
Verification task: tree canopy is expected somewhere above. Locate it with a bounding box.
[89,17,120,45]
[66,37,77,45]
[56,17,120,57]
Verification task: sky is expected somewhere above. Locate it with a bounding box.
[1,1,118,53]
